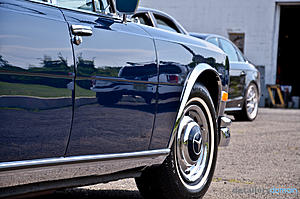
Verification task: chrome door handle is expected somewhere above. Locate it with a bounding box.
[71,25,93,36]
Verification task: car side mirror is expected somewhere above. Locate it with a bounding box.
[115,0,139,22]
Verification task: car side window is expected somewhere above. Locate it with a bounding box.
[132,13,154,26]
[207,37,219,47]
[153,14,180,33]
[219,39,239,62]
[55,0,111,13]
[236,47,246,62]
[32,0,55,3]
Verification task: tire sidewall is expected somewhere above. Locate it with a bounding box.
[244,83,259,121]
[165,84,218,198]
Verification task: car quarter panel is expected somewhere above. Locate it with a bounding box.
[59,9,158,156]
[137,27,229,149]
[0,0,74,162]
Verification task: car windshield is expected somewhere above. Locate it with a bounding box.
[55,0,111,13]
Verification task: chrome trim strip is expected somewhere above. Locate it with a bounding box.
[0,149,170,188]
[71,25,93,36]
[28,0,118,19]
[227,96,243,102]
[0,149,170,171]
[225,107,242,112]
[147,11,157,27]
[168,63,221,148]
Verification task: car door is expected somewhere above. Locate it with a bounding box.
[56,0,158,156]
[0,0,74,162]
[219,38,245,109]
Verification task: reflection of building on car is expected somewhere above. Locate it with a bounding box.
[91,62,188,105]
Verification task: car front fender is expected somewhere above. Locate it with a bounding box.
[167,63,222,148]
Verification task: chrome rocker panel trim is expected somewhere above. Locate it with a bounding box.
[0,149,170,188]
[168,63,222,149]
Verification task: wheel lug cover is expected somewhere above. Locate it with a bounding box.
[188,126,202,161]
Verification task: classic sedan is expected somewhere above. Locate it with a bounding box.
[190,33,261,121]
[132,8,261,121]
[0,0,231,198]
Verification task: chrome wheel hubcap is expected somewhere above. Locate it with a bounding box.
[246,85,258,119]
[176,104,209,183]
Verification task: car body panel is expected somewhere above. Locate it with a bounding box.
[141,30,228,149]
[0,0,74,162]
[59,8,158,156]
[0,0,230,195]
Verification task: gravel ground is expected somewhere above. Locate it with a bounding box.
[37,108,300,199]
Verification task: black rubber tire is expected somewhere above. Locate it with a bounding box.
[234,83,259,121]
[135,83,218,199]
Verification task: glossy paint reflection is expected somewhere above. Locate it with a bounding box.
[146,32,229,149]
[0,0,73,162]
[61,9,158,156]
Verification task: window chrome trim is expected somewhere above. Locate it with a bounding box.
[27,0,119,20]
[0,149,170,171]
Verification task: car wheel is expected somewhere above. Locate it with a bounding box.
[135,83,218,199]
[234,83,259,121]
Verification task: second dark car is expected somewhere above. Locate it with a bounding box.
[191,33,260,121]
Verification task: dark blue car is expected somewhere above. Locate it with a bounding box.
[0,0,231,198]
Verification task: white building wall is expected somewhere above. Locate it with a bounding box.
[140,0,300,84]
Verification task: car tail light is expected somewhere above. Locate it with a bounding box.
[167,75,179,83]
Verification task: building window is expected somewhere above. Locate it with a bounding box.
[229,33,245,53]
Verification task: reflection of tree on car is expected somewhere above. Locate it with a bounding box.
[0,54,72,90]
[91,61,189,105]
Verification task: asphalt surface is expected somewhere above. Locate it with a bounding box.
[36,108,300,199]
